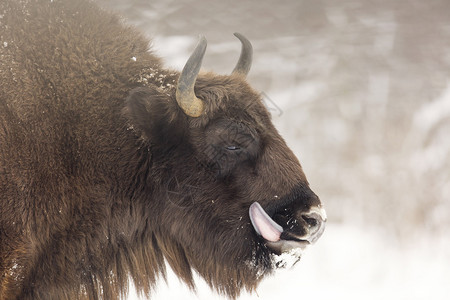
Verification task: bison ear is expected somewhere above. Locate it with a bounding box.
[125,87,187,144]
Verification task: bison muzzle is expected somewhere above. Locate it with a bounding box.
[0,0,326,299]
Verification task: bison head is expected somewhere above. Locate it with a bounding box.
[125,34,326,297]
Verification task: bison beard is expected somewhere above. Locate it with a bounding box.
[0,0,326,299]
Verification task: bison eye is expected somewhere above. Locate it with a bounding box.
[226,145,241,151]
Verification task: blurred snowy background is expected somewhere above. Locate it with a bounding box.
[96,0,450,299]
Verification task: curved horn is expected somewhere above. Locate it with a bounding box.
[176,36,207,117]
[232,32,253,76]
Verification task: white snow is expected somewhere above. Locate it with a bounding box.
[412,83,450,134]
[269,247,303,269]
[127,223,450,300]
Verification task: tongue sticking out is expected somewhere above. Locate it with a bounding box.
[249,202,283,242]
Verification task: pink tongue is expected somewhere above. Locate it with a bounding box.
[249,202,283,242]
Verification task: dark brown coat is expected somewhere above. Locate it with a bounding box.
[0,0,325,299]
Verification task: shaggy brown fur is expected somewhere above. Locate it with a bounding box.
[0,0,323,299]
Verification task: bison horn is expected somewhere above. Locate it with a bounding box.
[176,36,207,117]
[232,32,253,76]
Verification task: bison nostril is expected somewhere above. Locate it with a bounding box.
[302,215,321,234]
[301,207,326,243]
[301,213,321,237]
[302,215,319,228]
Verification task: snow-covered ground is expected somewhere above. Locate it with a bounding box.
[93,0,450,299]
[127,223,450,300]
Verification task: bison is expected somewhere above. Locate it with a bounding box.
[0,0,326,299]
